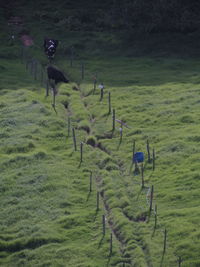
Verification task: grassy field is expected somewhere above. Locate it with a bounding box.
[1,5,200,267]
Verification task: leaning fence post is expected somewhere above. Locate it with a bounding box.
[89,171,92,192]
[163,228,167,254]
[109,233,113,255]
[67,117,71,137]
[119,122,123,144]
[108,92,111,114]
[34,60,38,80]
[152,148,155,171]
[102,215,106,236]
[46,80,49,97]
[112,109,115,132]
[147,139,151,163]
[93,74,97,94]
[154,204,157,230]
[149,185,154,217]
[141,163,144,188]
[72,128,77,151]
[80,142,83,163]
[96,191,100,211]
[21,46,25,63]
[30,59,34,75]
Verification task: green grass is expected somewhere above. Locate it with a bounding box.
[1,5,200,266]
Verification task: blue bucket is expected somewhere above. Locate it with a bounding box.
[133,152,144,163]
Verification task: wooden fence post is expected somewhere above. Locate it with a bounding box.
[108,92,111,114]
[46,80,49,97]
[93,74,97,94]
[102,215,106,236]
[112,109,115,132]
[154,204,157,230]
[141,163,144,188]
[152,148,155,171]
[72,128,77,151]
[163,228,167,254]
[67,117,71,137]
[110,233,113,255]
[89,171,92,192]
[149,185,154,217]
[96,191,99,211]
[34,60,38,80]
[147,139,151,163]
[80,142,83,163]
[119,126,123,144]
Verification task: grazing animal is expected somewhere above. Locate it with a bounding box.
[44,38,59,59]
[47,65,69,95]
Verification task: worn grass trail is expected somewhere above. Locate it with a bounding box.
[1,16,200,266]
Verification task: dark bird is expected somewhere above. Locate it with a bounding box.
[44,38,59,59]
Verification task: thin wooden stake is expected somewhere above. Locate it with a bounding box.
[132,140,135,160]
[108,92,111,114]
[89,171,92,192]
[34,60,38,80]
[141,163,144,188]
[46,80,49,97]
[72,128,77,151]
[80,142,83,163]
[154,204,157,230]
[163,228,167,254]
[21,46,25,63]
[102,215,106,236]
[40,67,44,86]
[147,139,151,163]
[110,233,113,254]
[149,185,154,216]
[119,122,123,144]
[96,192,99,211]
[112,109,115,132]
[30,59,34,75]
[152,148,155,171]
[26,60,29,71]
[67,117,71,137]
[93,75,97,93]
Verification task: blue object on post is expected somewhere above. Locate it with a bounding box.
[133,152,144,163]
